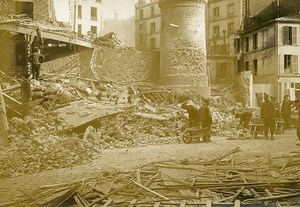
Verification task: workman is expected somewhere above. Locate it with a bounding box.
[235,111,253,129]
[29,48,45,81]
[181,100,200,127]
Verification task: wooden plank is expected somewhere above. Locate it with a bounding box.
[74,194,84,207]
[244,192,300,203]
[0,87,9,146]
[234,200,241,207]
[46,183,81,207]
[102,199,112,207]
[132,180,172,201]
[136,169,142,184]
[153,203,160,207]
[87,180,133,207]
[180,200,187,207]
[206,200,212,207]
[128,199,137,207]
[265,188,282,207]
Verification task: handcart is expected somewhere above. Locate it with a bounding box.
[249,117,264,139]
[274,118,284,134]
[182,126,211,143]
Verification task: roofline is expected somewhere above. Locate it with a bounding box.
[243,17,300,34]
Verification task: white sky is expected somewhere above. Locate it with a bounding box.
[54,0,137,22]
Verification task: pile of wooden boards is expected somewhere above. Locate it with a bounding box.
[4,147,300,207]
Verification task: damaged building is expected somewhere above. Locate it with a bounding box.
[2,1,300,206]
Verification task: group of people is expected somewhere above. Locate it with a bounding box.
[181,98,213,130]
[235,94,299,141]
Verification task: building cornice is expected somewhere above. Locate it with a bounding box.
[158,0,207,9]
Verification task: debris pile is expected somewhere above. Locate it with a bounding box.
[94,105,186,148]
[93,32,125,49]
[0,73,260,178]
[0,134,99,178]
[6,148,300,207]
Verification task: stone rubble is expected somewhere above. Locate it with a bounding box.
[0,76,253,178]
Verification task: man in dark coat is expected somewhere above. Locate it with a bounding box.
[198,98,212,129]
[235,111,253,128]
[261,94,276,139]
[198,98,212,142]
[29,48,45,81]
[181,100,200,127]
[281,95,292,129]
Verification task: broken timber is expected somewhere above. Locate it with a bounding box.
[0,87,9,146]
[0,20,97,48]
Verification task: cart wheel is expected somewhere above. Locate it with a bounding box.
[254,127,257,139]
[182,130,192,143]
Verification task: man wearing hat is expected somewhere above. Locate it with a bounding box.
[181,100,200,127]
[281,95,292,130]
[271,96,280,118]
[198,97,212,130]
[261,94,275,139]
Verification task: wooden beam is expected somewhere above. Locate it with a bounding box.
[206,200,212,207]
[136,169,142,184]
[0,21,97,48]
[234,200,241,207]
[132,180,172,202]
[0,87,9,146]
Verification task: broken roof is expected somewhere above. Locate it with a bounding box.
[0,17,98,48]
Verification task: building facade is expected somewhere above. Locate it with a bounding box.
[69,0,103,38]
[206,0,246,82]
[135,0,161,50]
[243,14,300,106]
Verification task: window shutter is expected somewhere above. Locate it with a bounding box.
[297,27,300,45]
[292,27,297,45]
[279,55,284,73]
[292,55,298,73]
[283,26,289,45]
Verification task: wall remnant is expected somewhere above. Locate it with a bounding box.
[159,0,210,97]
[79,47,159,83]
[240,71,253,107]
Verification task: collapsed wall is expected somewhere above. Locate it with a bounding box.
[158,0,210,97]
[79,47,159,83]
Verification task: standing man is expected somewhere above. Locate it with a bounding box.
[271,96,281,118]
[29,48,45,81]
[281,95,292,130]
[261,94,276,140]
[198,97,213,142]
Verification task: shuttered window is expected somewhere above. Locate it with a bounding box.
[292,55,298,73]
[283,26,299,45]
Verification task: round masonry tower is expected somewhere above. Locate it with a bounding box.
[158,0,210,96]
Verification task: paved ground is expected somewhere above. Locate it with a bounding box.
[0,129,299,205]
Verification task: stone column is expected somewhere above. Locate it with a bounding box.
[158,0,210,97]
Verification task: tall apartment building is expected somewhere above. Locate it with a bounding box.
[69,0,103,38]
[206,0,246,82]
[241,0,300,105]
[135,0,161,50]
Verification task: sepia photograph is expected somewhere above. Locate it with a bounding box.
[1,0,300,206]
